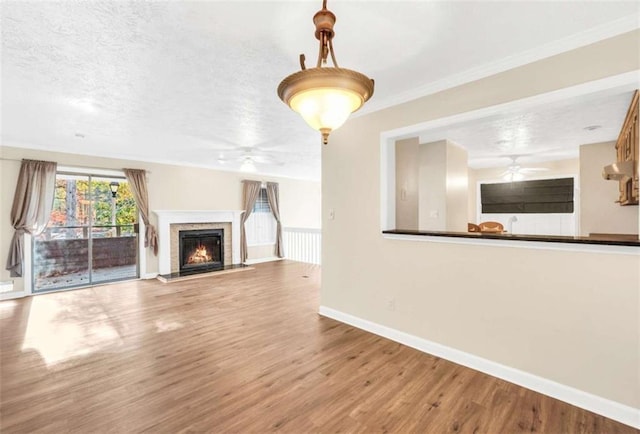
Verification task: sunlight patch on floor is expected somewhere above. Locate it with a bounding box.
[21,294,123,366]
[155,319,184,333]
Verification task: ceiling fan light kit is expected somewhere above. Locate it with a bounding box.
[277,0,374,145]
[240,157,257,173]
[503,171,525,182]
[500,155,549,181]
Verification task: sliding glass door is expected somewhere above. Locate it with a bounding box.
[32,172,139,292]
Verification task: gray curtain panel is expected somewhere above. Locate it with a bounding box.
[265,182,284,258]
[5,159,57,277]
[240,180,263,263]
[124,168,158,256]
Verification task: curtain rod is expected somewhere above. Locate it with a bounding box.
[0,157,151,174]
[0,157,54,164]
[242,179,277,184]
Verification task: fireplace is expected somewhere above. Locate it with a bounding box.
[154,210,243,275]
[179,229,224,273]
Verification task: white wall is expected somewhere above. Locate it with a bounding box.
[467,166,477,222]
[416,140,468,232]
[418,140,447,230]
[0,146,321,291]
[395,138,419,230]
[479,212,577,236]
[580,141,639,236]
[445,142,469,232]
[246,178,322,260]
[322,29,640,416]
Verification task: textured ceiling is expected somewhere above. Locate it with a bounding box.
[1,1,638,180]
[418,90,636,169]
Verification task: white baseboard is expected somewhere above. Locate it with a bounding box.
[0,291,27,301]
[141,273,158,279]
[318,305,640,429]
[243,257,284,265]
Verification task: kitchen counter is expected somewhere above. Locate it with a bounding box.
[382,229,640,247]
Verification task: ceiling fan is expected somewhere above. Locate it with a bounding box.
[216,147,285,172]
[499,155,549,181]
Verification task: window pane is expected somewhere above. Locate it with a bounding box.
[91,178,115,227]
[245,212,276,245]
[34,173,139,292]
[253,189,271,213]
[33,227,90,292]
[50,174,91,227]
[91,233,138,284]
[90,177,138,284]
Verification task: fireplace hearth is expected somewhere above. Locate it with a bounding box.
[179,229,224,273]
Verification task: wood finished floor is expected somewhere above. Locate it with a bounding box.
[0,260,636,433]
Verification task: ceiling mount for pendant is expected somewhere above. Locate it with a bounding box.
[277,0,374,145]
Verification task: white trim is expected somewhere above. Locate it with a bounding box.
[2,143,320,182]
[380,135,396,231]
[380,71,640,243]
[141,273,158,279]
[318,306,640,429]
[380,71,639,142]
[57,165,125,178]
[0,279,23,301]
[23,233,33,296]
[0,291,26,301]
[153,210,245,274]
[247,242,276,247]
[282,227,322,234]
[358,17,639,116]
[138,217,147,279]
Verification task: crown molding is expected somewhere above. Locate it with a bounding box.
[358,16,639,116]
[0,141,321,182]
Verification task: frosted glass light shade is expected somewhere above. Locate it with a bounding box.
[278,67,374,144]
[240,158,257,173]
[290,88,362,132]
[504,172,524,181]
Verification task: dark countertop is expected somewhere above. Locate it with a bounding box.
[382,229,640,247]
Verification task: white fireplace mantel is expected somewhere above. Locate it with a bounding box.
[153,210,244,274]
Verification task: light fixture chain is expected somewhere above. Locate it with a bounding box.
[316,35,325,67]
[328,38,338,67]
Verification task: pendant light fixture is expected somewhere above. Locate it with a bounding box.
[277,0,374,145]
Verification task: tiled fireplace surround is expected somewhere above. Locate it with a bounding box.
[153,210,244,275]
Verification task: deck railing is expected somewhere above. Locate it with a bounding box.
[283,227,321,265]
[32,225,138,292]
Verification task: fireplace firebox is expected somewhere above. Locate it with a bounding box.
[179,229,224,273]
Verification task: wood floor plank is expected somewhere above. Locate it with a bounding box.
[0,260,636,433]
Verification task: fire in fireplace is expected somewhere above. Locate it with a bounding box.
[179,229,224,273]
